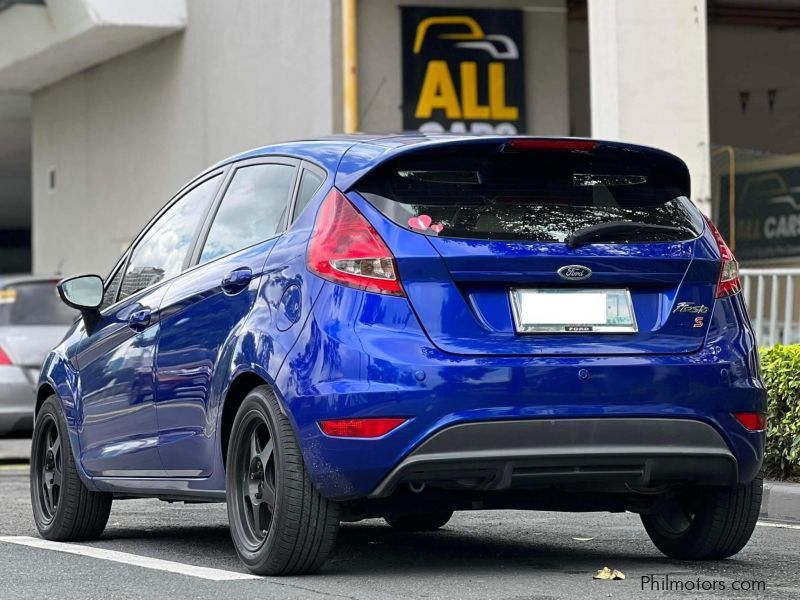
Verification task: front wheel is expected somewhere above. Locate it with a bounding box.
[641,474,763,560]
[30,396,112,540]
[226,386,340,575]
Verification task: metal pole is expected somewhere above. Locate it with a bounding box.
[769,274,778,346]
[343,0,359,133]
[784,276,794,345]
[756,275,765,344]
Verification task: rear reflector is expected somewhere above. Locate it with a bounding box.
[733,412,767,432]
[308,188,404,296]
[704,217,741,298]
[318,418,407,438]
[504,139,598,152]
[0,344,11,366]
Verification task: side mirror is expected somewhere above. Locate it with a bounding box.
[57,274,103,333]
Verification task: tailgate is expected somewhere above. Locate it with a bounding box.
[351,138,720,356]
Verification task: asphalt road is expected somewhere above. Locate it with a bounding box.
[1,461,799,600]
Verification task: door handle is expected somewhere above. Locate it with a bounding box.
[127,308,152,331]
[221,267,253,295]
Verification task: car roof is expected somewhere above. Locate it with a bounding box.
[212,133,508,172]
[0,274,60,288]
[207,134,688,192]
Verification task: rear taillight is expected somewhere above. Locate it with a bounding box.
[318,418,407,438]
[0,344,12,366]
[704,216,741,298]
[733,412,767,432]
[308,188,404,296]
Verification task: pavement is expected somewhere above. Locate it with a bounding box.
[1,451,799,599]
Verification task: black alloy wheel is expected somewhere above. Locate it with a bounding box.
[226,386,341,575]
[30,396,112,540]
[230,410,277,551]
[33,414,62,523]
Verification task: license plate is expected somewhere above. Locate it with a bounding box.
[509,288,637,333]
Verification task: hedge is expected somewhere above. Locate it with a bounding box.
[759,345,800,480]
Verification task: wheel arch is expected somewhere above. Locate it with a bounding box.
[35,382,56,417]
[220,371,288,468]
[33,368,100,492]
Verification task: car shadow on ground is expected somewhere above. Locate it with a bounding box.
[94,519,756,577]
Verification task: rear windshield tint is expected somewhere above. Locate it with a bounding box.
[0,281,77,326]
[355,144,704,243]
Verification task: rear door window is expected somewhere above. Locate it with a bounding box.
[356,145,704,243]
[0,281,76,325]
[118,175,220,302]
[199,163,296,264]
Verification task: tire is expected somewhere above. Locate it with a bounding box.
[641,473,763,560]
[385,510,454,531]
[226,385,340,575]
[30,396,112,541]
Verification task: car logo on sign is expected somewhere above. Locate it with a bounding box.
[557,265,592,281]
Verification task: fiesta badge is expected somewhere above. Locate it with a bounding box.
[557,265,592,281]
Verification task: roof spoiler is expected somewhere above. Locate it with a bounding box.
[336,137,690,199]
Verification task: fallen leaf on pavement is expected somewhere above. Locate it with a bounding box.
[594,566,626,580]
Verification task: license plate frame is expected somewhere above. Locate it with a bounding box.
[509,288,638,334]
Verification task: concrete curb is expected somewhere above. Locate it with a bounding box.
[761,480,800,523]
[0,439,30,464]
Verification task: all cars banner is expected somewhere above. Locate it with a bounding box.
[401,7,526,135]
[719,167,800,260]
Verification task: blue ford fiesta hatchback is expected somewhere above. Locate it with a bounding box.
[31,135,766,575]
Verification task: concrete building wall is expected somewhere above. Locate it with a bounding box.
[0,94,32,272]
[568,19,800,156]
[588,0,711,213]
[357,0,570,135]
[32,0,571,276]
[0,94,31,230]
[32,0,338,276]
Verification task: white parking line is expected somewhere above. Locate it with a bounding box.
[0,536,260,581]
[0,464,28,472]
[757,520,800,530]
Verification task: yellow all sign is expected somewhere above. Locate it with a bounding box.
[415,60,519,121]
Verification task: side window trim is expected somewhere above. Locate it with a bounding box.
[181,169,233,272]
[103,168,227,311]
[289,161,328,224]
[187,156,301,268]
[100,259,127,312]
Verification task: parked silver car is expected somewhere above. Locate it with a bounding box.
[0,275,76,436]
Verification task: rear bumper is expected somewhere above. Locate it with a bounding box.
[369,418,737,497]
[0,366,35,435]
[278,287,765,501]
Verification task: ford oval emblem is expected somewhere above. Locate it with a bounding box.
[557,265,592,281]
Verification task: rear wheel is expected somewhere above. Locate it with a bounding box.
[30,396,112,541]
[641,474,762,560]
[385,510,454,531]
[226,386,340,575]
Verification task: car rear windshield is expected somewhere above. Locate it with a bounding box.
[355,144,704,243]
[0,281,77,326]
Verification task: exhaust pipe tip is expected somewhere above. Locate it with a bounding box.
[408,481,426,494]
